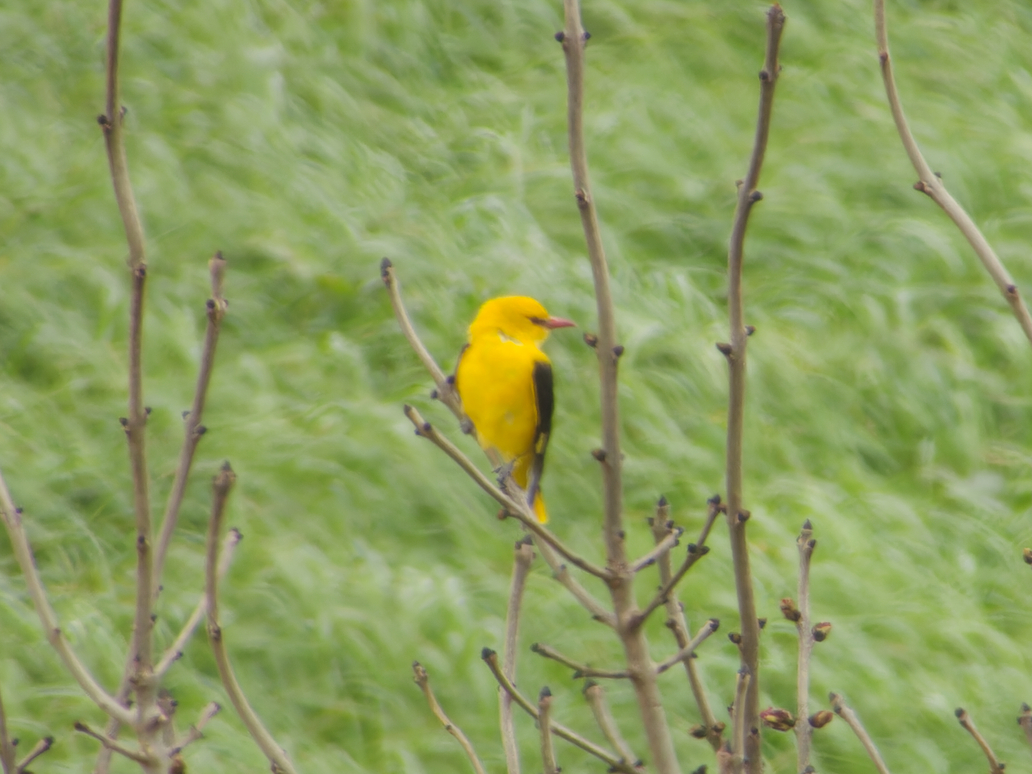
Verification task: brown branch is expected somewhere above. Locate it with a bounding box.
[500,537,534,774]
[872,0,1032,347]
[830,693,892,774]
[153,252,228,589]
[170,702,221,756]
[0,687,14,774]
[75,722,152,766]
[482,649,639,774]
[559,4,680,769]
[536,541,616,627]
[1020,703,1032,757]
[0,469,134,726]
[583,681,639,767]
[538,688,559,774]
[154,528,242,679]
[412,663,487,774]
[955,708,1004,774]
[723,8,785,771]
[530,643,628,679]
[205,463,298,774]
[655,618,720,676]
[650,498,723,751]
[730,667,752,774]
[628,526,684,574]
[794,520,816,771]
[403,405,608,579]
[15,736,53,774]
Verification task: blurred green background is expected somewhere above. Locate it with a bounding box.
[2,0,1032,771]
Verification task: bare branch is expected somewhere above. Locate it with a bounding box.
[730,667,752,774]
[723,8,786,770]
[955,708,1005,774]
[655,618,720,675]
[153,252,229,590]
[155,528,242,679]
[500,537,535,774]
[170,702,221,756]
[628,526,683,574]
[0,687,15,774]
[412,663,487,774]
[205,463,298,774]
[651,498,723,751]
[482,649,638,774]
[1020,703,1032,757]
[0,469,134,726]
[872,0,1032,347]
[530,643,628,679]
[15,736,54,774]
[635,539,712,627]
[794,520,817,771]
[830,693,892,774]
[538,688,559,774]
[584,681,639,767]
[404,405,608,579]
[76,722,152,765]
[535,542,615,627]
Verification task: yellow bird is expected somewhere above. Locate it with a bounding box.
[455,296,575,523]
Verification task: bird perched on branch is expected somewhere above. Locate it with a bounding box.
[455,296,575,523]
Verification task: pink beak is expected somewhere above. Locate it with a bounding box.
[544,316,576,330]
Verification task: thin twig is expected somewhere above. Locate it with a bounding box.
[75,722,151,766]
[1019,703,1032,757]
[635,535,714,627]
[482,649,638,774]
[584,681,638,767]
[170,702,221,756]
[153,252,228,590]
[530,643,628,679]
[154,528,242,679]
[412,662,487,774]
[404,405,608,579]
[794,520,816,771]
[955,708,1005,774]
[0,686,14,774]
[872,0,1032,347]
[628,526,683,574]
[731,668,752,774]
[536,541,616,627]
[205,463,297,774]
[650,497,723,751]
[830,693,892,774]
[0,469,134,726]
[538,688,559,774]
[655,619,720,676]
[381,258,464,417]
[15,736,54,773]
[500,538,534,774]
[723,8,785,771]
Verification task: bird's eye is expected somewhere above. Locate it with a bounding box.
[528,316,546,326]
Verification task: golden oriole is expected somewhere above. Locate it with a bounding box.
[455,296,575,523]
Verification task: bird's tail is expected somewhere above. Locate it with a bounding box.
[531,489,548,524]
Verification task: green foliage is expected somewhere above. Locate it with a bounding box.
[2,0,1032,771]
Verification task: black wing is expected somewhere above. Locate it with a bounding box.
[527,360,555,506]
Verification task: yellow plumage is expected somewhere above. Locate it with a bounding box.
[455,296,574,523]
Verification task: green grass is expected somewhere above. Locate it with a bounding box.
[3,0,1032,771]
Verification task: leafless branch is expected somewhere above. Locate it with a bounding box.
[793,520,817,770]
[655,618,720,676]
[872,0,1032,347]
[635,535,713,627]
[403,405,608,579]
[1020,703,1032,757]
[205,463,297,774]
[412,662,487,774]
[76,722,152,765]
[0,469,134,726]
[500,537,534,774]
[155,528,242,679]
[0,687,14,774]
[170,702,221,756]
[530,643,628,679]
[535,542,615,627]
[482,649,638,774]
[830,693,892,774]
[730,667,752,774]
[14,736,54,773]
[538,688,559,774]
[955,708,1004,774]
[628,526,684,574]
[650,498,723,751]
[584,681,639,767]
[723,8,785,770]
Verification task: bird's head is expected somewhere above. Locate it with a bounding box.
[469,296,575,345]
